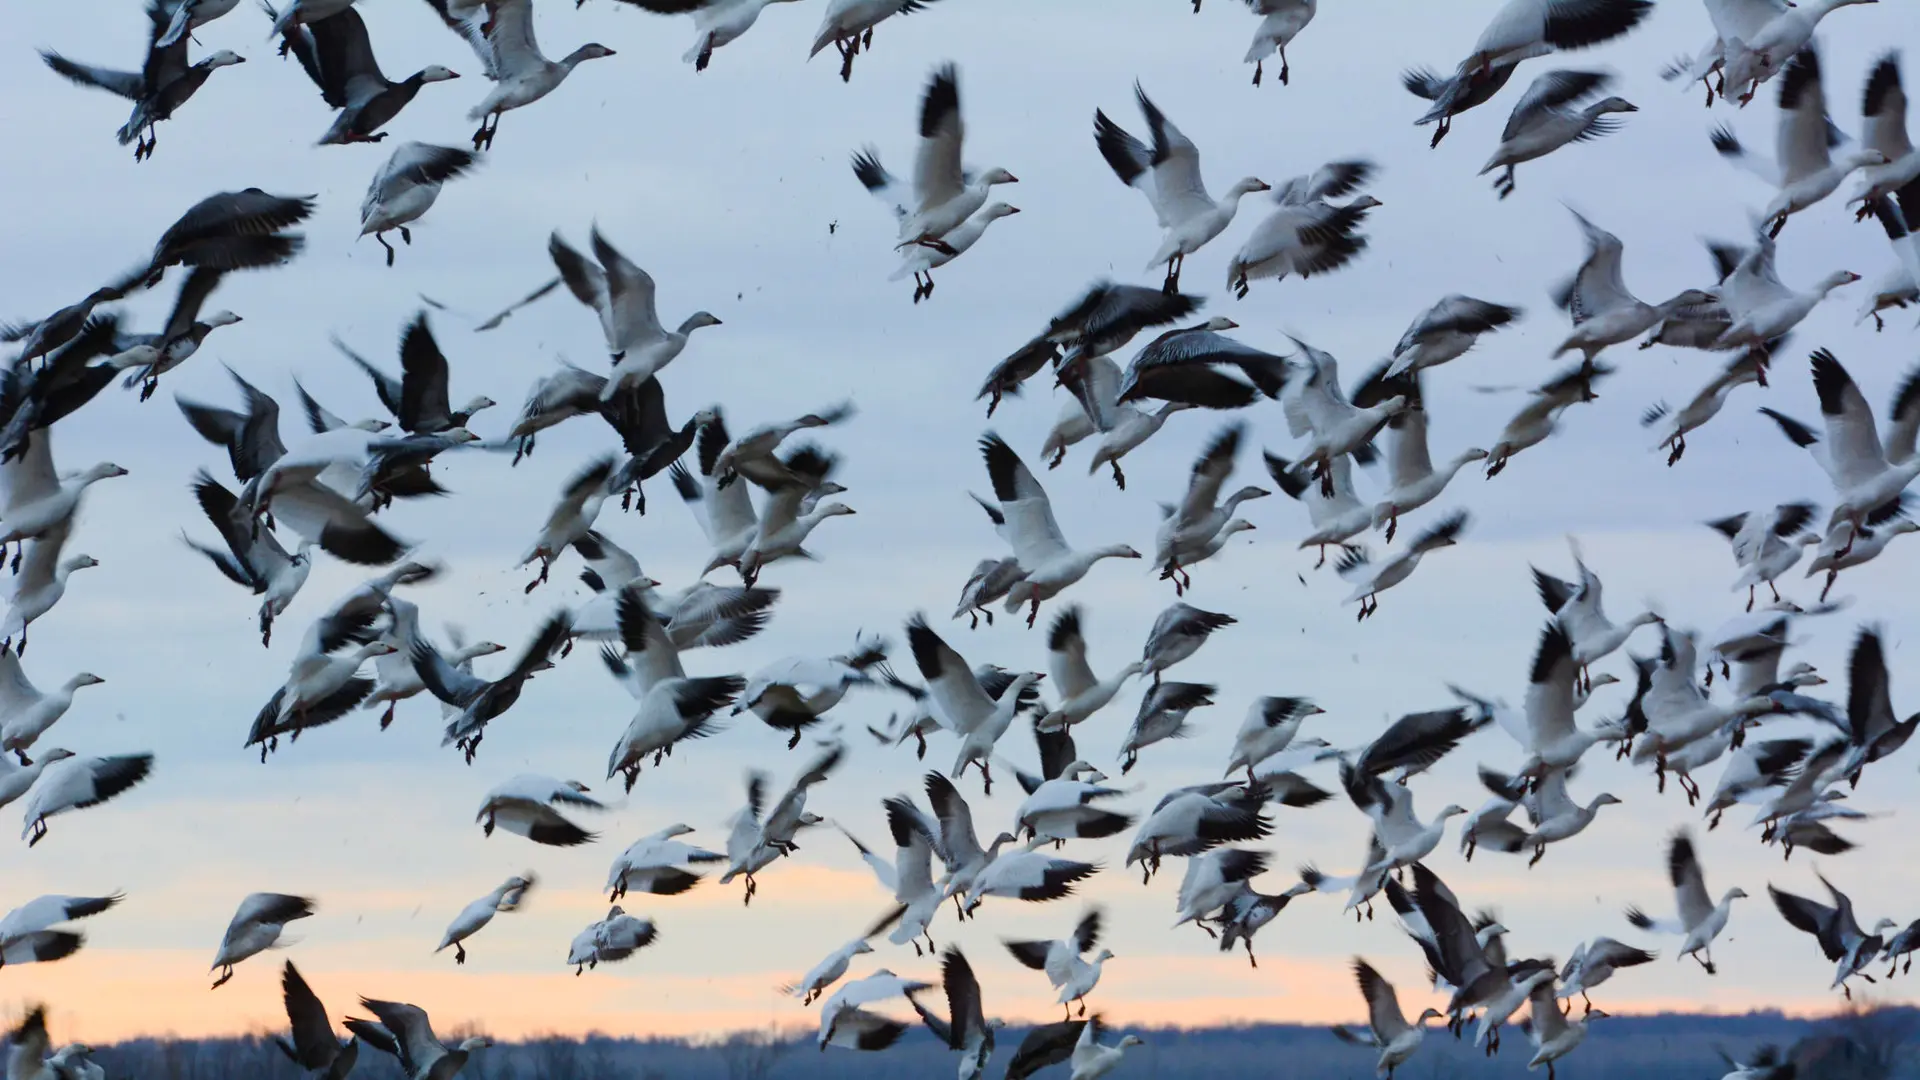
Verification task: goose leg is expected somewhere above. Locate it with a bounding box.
[211,965,233,990]
[1245,940,1258,967]
[456,943,467,965]
[839,37,858,82]
[1252,59,1263,86]
[380,702,396,731]
[863,27,873,47]
[696,32,715,72]
[376,233,396,267]
[1768,581,1780,602]
[1279,46,1290,85]
[1025,597,1039,629]
[1383,507,1399,543]
[1110,460,1125,490]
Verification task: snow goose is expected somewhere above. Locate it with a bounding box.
[960,840,1099,917]
[1720,0,1881,107]
[818,970,932,1052]
[247,626,393,760]
[345,999,492,1079]
[550,227,721,386]
[672,421,760,577]
[908,616,1042,793]
[1011,758,1132,846]
[0,749,73,812]
[1806,497,1918,600]
[1658,0,1783,106]
[979,434,1142,626]
[0,284,129,369]
[1370,383,1487,542]
[1475,623,1622,774]
[420,611,571,762]
[924,771,1019,916]
[1344,761,1466,877]
[476,775,603,847]
[1126,782,1270,881]
[736,454,857,587]
[784,913,895,1005]
[1556,938,1653,1014]
[1059,367,1199,491]
[1223,697,1323,782]
[717,772,781,903]
[1331,959,1446,1079]
[425,0,615,150]
[366,605,503,730]
[1625,831,1745,975]
[1856,194,1920,332]
[1385,295,1523,379]
[158,0,242,46]
[738,635,890,748]
[1512,766,1619,866]
[1710,502,1820,610]
[1715,234,1860,349]
[436,874,533,964]
[1448,0,1652,78]
[1829,625,1919,785]
[518,456,614,592]
[1266,449,1370,565]
[0,653,101,765]
[1519,975,1603,1079]
[855,65,1019,252]
[911,947,1003,1080]
[6,1008,55,1080]
[18,750,150,848]
[0,431,124,560]
[1408,863,1525,1025]
[273,6,460,145]
[1851,54,1920,217]
[1118,682,1216,774]
[104,267,245,401]
[604,666,743,792]
[618,0,805,71]
[133,187,314,288]
[606,824,724,900]
[1225,171,1380,298]
[1551,209,1713,364]
[40,4,246,161]
[892,203,1021,302]
[809,0,934,83]
[600,378,720,514]
[760,742,844,860]
[359,145,478,266]
[1713,49,1886,238]
[571,537,775,648]
[274,961,358,1080]
[1173,847,1269,930]
[1771,873,1897,994]
[1358,705,1489,784]
[1243,0,1317,87]
[1111,321,1286,411]
[1139,601,1234,685]
[840,796,945,954]
[1702,735,1814,828]
[210,893,314,989]
[1005,909,1109,1019]
[1482,71,1635,198]
[978,282,1205,416]
[1281,337,1407,495]
[1038,607,1142,733]
[0,893,119,968]
[1883,919,1920,977]
[709,402,854,491]
[1485,360,1615,477]
[1748,737,1851,839]
[1535,541,1661,688]
[1338,511,1468,620]
[1405,60,1523,149]
[503,361,605,462]
[1758,350,1920,549]
[1094,84,1270,293]
[1069,1018,1143,1080]
[184,476,311,647]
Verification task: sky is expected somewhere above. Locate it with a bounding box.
[5,0,1920,1049]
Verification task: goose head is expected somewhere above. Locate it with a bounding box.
[202,310,243,328]
[1417,1007,1447,1025]
[1589,792,1623,812]
[813,502,857,520]
[1452,447,1491,468]
[441,427,482,444]
[1223,484,1271,508]
[562,43,617,67]
[1119,1035,1146,1049]
[349,418,392,432]
[1592,96,1638,116]
[979,168,1019,187]
[1092,948,1115,963]
[1097,545,1145,562]
[38,748,76,766]
[62,554,100,574]
[678,311,724,335]
[1845,149,1892,171]
[418,65,461,83]
[1226,177,1272,200]
[1347,195,1385,210]
[458,1036,495,1052]
[1217,519,1257,540]
[202,50,246,69]
[460,395,497,416]
[80,463,129,484]
[979,203,1022,223]
[1816,272,1863,296]
[67,673,105,691]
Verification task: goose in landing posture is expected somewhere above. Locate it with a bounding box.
[210,893,315,989]
[1711,48,1886,238]
[274,961,359,1080]
[437,874,534,963]
[977,435,1141,627]
[1482,70,1635,199]
[1330,959,1445,1080]
[345,998,494,1080]
[425,0,616,151]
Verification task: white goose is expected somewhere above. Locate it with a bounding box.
[1643,348,1770,467]
[0,893,120,968]
[907,616,1041,793]
[1005,909,1110,1018]
[840,795,945,954]
[1758,350,1920,552]
[1708,502,1819,610]
[1154,422,1270,586]
[619,0,805,72]
[1482,70,1636,199]
[1852,54,1920,216]
[1331,959,1446,1079]
[428,0,616,151]
[1336,512,1469,620]
[1534,539,1662,688]
[0,432,124,558]
[1371,390,1487,543]
[1805,499,1919,600]
[1486,361,1615,478]
[210,893,315,989]
[1385,295,1522,379]
[1243,0,1317,87]
[1266,450,1371,566]
[1281,336,1408,496]
[1068,1018,1144,1080]
[1551,209,1715,364]
[476,774,605,847]
[1224,164,1379,298]
[1714,234,1860,350]
[0,748,72,812]
[809,0,932,83]
[854,65,1018,250]
[958,840,1098,916]
[545,229,722,396]
[1711,47,1886,238]
[345,999,493,1079]
[1345,763,1466,877]
[1224,696,1324,782]
[1447,0,1654,78]
[359,143,478,266]
[1038,606,1142,732]
[1519,974,1603,1080]
[436,874,534,964]
[18,751,151,848]
[1719,0,1881,106]
[891,203,1021,303]
[977,434,1142,627]
[605,823,724,900]
[1094,83,1269,293]
[0,650,102,764]
[1625,830,1746,974]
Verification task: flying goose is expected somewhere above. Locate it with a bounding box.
[907,616,1042,793]
[1004,909,1110,1019]
[0,430,125,565]
[1225,167,1379,298]
[1708,502,1820,610]
[273,961,358,1080]
[338,313,496,436]
[809,0,935,83]
[910,947,1003,1080]
[418,611,571,762]
[1337,511,1469,620]
[1712,48,1886,238]
[1266,449,1370,566]
[1770,872,1897,994]
[1139,602,1234,685]
[1069,1017,1144,1080]
[1485,360,1615,477]
[1805,497,1919,600]
[518,457,615,592]
[1111,321,1285,412]
[1010,757,1132,846]
[358,145,479,265]
[738,635,890,747]
[1625,831,1745,973]
[364,600,503,730]
[246,604,394,760]
[19,751,151,848]
[708,402,855,491]
[1551,209,1715,366]
[1370,381,1487,542]
[1223,697,1324,782]
[1702,735,1815,829]
[1536,540,1662,689]
[604,660,743,793]
[210,892,315,989]
[176,366,288,485]
[437,874,534,963]
[958,841,1098,917]
[599,378,719,513]
[424,0,615,150]
[1757,350,1920,554]
[41,2,246,161]
[1126,781,1271,881]
[839,795,945,954]
[817,969,932,1052]
[1555,938,1653,1014]
[1281,338,1405,496]
[1094,83,1270,293]
[1518,973,1604,1079]
[1343,761,1466,877]
[548,228,721,394]
[133,187,314,289]
[854,64,1018,252]
[0,652,102,766]
[1482,70,1635,198]
[978,435,1141,627]
[605,824,724,900]
[1173,847,1270,932]
[1714,234,1861,350]
[978,282,1204,416]
[1718,0,1881,107]
[1444,0,1652,80]
[1330,959,1446,1079]
[1038,606,1142,733]
[1118,681,1216,774]
[1385,295,1522,379]
[603,0,802,71]
[1852,54,1920,216]
[273,5,460,144]
[345,998,493,1080]
[923,770,1019,916]
[1828,625,1919,785]
[1150,424,1264,587]
[0,749,72,813]
[476,775,604,847]
[1243,0,1317,87]
[891,202,1021,301]
[783,909,900,1005]
[0,893,120,969]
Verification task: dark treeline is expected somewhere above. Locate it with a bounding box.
[84,1006,1920,1080]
